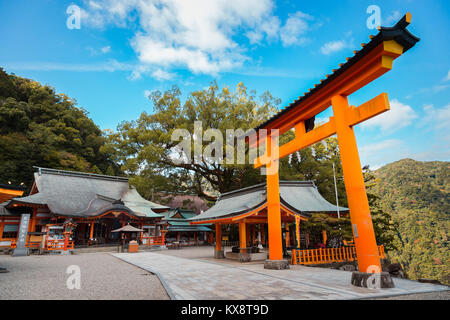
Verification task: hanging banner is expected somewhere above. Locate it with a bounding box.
[295,215,300,249]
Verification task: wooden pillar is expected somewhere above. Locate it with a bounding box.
[332,94,381,273]
[89,222,95,239]
[260,223,265,246]
[177,232,180,241]
[215,224,222,252]
[285,223,290,248]
[246,223,251,247]
[0,217,4,239]
[295,216,301,248]
[252,224,256,246]
[322,230,327,245]
[266,135,283,260]
[239,220,246,253]
[306,231,310,248]
[29,208,37,233]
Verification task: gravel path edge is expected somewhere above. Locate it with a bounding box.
[109,253,176,300]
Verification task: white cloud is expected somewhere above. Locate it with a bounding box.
[423,103,450,129]
[86,45,111,55]
[320,40,350,55]
[79,1,319,77]
[360,139,402,157]
[383,10,401,26]
[359,139,405,168]
[246,16,280,44]
[320,31,353,55]
[151,68,176,81]
[361,99,418,132]
[80,0,281,76]
[444,69,450,81]
[88,1,103,10]
[280,11,313,47]
[3,60,134,72]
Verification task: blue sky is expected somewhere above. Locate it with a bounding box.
[1,0,449,168]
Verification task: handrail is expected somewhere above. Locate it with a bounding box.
[8,239,43,249]
[45,239,74,251]
[142,236,164,246]
[291,245,386,265]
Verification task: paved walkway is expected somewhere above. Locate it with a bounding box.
[0,252,169,300]
[113,250,449,300]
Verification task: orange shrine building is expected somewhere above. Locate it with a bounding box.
[190,181,352,260]
[0,167,211,253]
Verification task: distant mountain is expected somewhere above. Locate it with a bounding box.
[370,159,449,284]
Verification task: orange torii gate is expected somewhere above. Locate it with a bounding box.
[249,13,419,281]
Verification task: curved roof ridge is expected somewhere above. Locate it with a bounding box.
[33,166,129,182]
[219,180,315,199]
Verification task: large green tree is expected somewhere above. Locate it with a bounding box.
[0,68,115,186]
[105,82,279,199]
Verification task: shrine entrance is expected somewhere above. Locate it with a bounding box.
[247,14,418,286]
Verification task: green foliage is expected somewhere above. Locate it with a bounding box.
[0,68,114,186]
[364,167,398,251]
[371,159,450,284]
[106,82,279,198]
[300,213,353,241]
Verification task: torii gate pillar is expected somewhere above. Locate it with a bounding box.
[265,136,290,269]
[332,95,381,273]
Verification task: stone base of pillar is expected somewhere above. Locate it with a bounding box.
[214,249,225,259]
[351,271,395,288]
[264,259,290,270]
[239,252,251,262]
[12,248,28,257]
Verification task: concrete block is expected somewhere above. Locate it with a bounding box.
[351,271,395,288]
[214,249,225,259]
[264,259,290,270]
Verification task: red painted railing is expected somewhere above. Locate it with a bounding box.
[291,245,386,265]
[45,239,74,251]
[142,236,164,246]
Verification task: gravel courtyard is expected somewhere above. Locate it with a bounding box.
[0,252,169,300]
[1,247,448,300]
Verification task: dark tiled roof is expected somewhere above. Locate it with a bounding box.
[3,167,168,218]
[163,208,212,230]
[254,13,419,132]
[190,181,348,222]
[158,193,210,214]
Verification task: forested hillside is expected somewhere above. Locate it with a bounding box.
[370,159,449,284]
[0,68,116,187]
